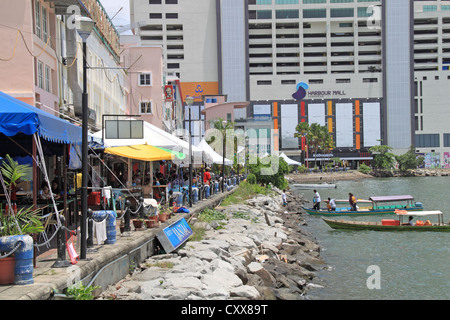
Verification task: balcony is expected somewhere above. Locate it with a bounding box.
[45,0,120,59]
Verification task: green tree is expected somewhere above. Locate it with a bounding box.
[248,156,289,189]
[395,146,424,171]
[369,144,395,170]
[294,122,334,165]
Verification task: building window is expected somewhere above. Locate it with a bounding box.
[37,61,44,89]
[166,13,178,19]
[42,6,48,43]
[444,134,450,147]
[415,134,440,148]
[149,13,162,19]
[139,73,152,86]
[45,65,51,92]
[140,101,153,114]
[35,0,41,38]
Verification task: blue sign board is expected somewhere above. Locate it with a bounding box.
[157,218,193,253]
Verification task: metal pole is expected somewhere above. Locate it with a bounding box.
[80,41,88,260]
[188,106,192,207]
[222,128,225,193]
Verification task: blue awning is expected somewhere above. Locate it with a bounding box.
[0,91,81,145]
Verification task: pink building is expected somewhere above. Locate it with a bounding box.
[201,95,249,130]
[0,0,59,115]
[121,35,165,130]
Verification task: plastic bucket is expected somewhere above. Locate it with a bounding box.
[104,211,117,245]
[192,188,198,204]
[0,256,15,285]
[0,235,34,285]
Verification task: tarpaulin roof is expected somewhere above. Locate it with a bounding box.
[104,144,185,162]
[0,91,82,145]
[369,195,415,202]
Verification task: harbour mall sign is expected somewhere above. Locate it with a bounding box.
[307,90,347,98]
[293,82,347,100]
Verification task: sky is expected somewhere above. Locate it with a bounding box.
[101,0,132,35]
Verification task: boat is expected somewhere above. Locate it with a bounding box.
[302,195,423,216]
[292,183,336,189]
[322,210,450,232]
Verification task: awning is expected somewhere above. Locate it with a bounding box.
[0,91,81,145]
[369,195,415,202]
[104,144,185,162]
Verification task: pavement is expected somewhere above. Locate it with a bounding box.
[0,189,234,300]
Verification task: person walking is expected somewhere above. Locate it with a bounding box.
[313,189,321,210]
[282,190,287,206]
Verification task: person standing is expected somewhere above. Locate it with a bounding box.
[282,190,287,206]
[349,193,357,211]
[313,189,321,210]
[203,167,212,185]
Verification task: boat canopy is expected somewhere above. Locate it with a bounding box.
[396,210,443,217]
[369,195,415,202]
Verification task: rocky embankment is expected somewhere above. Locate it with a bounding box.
[99,188,324,300]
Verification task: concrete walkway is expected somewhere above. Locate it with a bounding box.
[0,189,234,300]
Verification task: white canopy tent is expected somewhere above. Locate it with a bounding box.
[92,120,211,165]
[280,152,302,166]
[196,139,233,166]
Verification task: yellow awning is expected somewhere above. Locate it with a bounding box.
[105,144,176,161]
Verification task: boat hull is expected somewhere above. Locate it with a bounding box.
[292,184,336,189]
[322,219,450,232]
[302,207,423,216]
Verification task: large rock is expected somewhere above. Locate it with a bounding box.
[247,262,276,287]
[230,285,261,300]
[201,268,243,291]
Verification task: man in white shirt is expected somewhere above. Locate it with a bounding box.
[313,189,321,210]
[327,197,336,211]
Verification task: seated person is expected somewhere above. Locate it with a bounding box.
[401,216,415,226]
[40,183,53,200]
[327,198,336,211]
[51,180,62,200]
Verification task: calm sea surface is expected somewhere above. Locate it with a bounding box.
[292,176,450,300]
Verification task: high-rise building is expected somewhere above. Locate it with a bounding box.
[131,0,450,169]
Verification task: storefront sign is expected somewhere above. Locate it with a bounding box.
[157,217,193,253]
[308,90,347,98]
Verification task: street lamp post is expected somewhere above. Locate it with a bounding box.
[222,120,227,193]
[185,96,194,207]
[76,17,95,260]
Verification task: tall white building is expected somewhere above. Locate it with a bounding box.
[130,0,450,168]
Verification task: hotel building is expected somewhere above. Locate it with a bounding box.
[131,0,450,168]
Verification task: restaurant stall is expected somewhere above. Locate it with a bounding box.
[0,91,83,279]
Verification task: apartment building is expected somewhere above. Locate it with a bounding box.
[131,0,450,168]
[0,0,128,132]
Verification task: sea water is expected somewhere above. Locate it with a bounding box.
[292,177,450,300]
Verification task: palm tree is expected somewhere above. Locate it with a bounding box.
[294,122,334,167]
